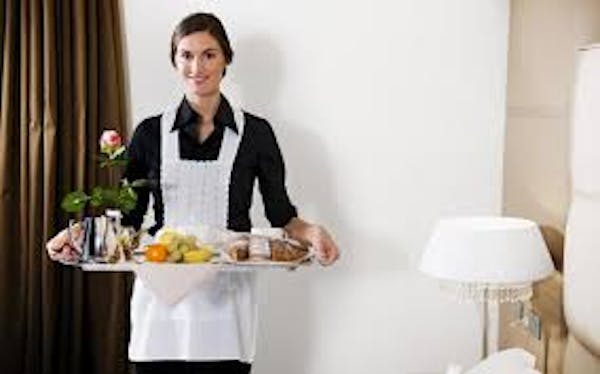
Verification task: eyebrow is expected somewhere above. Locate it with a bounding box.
[179,47,219,54]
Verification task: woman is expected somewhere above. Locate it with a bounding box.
[123,12,339,374]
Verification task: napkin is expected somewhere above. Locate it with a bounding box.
[134,263,221,305]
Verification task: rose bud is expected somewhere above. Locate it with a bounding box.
[100,130,122,155]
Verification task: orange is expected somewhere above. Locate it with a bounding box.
[145,244,168,262]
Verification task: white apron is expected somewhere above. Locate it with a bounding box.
[128,100,258,362]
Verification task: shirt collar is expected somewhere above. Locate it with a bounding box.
[171,94,238,134]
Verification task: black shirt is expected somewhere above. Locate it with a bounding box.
[122,95,297,234]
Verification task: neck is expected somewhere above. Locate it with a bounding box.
[185,91,221,124]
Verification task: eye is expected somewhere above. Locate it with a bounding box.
[180,50,193,60]
[204,51,216,59]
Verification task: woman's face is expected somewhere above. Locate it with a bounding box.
[174,31,227,98]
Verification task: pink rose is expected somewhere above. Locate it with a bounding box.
[100,130,122,154]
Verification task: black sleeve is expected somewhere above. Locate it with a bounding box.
[121,120,152,230]
[255,119,298,227]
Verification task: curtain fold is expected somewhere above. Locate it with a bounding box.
[0,1,132,373]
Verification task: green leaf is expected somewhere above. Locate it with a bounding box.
[90,187,119,208]
[98,149,128,168]
[99,154,109,168]
[61,191,91,213]
[90,187,104,207]
[118,186,138,213]
[111,158,129,166]
[110,146,126,160]
[100,158,128,168]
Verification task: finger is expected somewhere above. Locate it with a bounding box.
[317,247,335,266]
[323,243,339,265]
[48,251,60,261]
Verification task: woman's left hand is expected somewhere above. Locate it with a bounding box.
[285,218,339,266]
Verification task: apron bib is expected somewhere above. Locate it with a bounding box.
[129,99,258,362]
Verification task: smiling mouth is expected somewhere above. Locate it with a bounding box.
[189,76,208,84]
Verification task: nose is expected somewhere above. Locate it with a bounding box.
[190,56,206,75]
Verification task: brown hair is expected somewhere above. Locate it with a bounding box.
[170,13,234,67]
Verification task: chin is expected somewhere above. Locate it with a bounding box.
[188,86,219,98]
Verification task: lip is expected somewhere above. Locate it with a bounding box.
[189,75,209,85]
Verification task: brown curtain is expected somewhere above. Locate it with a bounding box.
[0,1,132,373]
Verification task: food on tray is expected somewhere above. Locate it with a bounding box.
[156,228,176,244]
[183,246,214,263]
[166,250,183,263]
[110,227,141,263]
[225,235,310,263]
[150,227,216,263]
[50,222,314,268]
[145,244,168,262]
[249,236,270,261]
[269,239,310,262]
[227,238,249,261]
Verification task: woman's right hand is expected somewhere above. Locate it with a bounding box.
[284,218,339,266]
[46,224,83,263]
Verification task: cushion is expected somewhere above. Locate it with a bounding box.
[446,348,541,374]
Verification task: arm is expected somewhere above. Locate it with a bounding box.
[256,120,339,266]
[121,122,151,231]
[255,120,298,227]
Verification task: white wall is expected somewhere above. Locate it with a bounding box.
[122,1,509,373]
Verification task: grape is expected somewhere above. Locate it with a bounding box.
[177,242,192,253]
[167,250,183,263]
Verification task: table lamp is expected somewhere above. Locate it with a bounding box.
[419,216,555,358]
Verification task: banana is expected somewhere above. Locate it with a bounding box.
[183,249,213,263]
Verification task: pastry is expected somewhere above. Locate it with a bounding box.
[249,236,271,261]
[227,238,249,261]
[269,239,309,262]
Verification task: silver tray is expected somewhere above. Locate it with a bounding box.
[76,256,313,272]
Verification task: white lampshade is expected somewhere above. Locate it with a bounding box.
[419,216,555,284]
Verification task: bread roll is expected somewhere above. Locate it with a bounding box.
[227,239,249,261]
[269,239,309,262]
